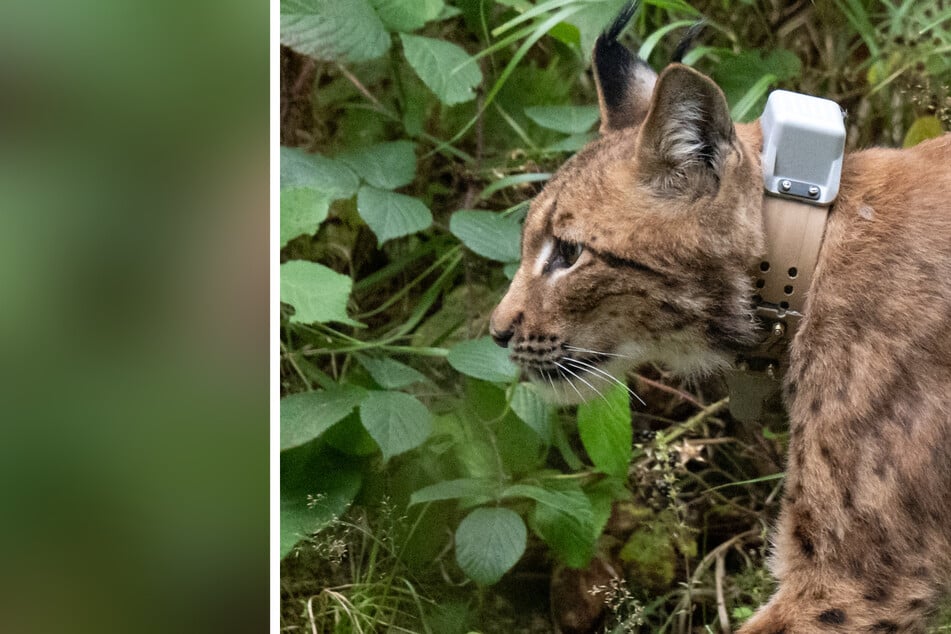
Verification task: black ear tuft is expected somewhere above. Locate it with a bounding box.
[601,0,639,43]
[670,21,705,64]
[593,1,657,132]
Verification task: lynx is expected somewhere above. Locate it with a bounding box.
[489,3,951,632]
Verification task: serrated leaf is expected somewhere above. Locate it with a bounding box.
[369,0,444,32]
[281,189,332,247]
[577,384,632,477]
[323,412,379,456]
[400,34,482,106]
[280,147,359,246]
[450,210,522,263]
[509,383,552,443]
[503,484,593,523]
[280,147,359,197]
[281,261,362,326]
[280,0,389,63]
[357,355,426,389]
[337,141,417,190]
[357,186,433,245]
[448,337,519,383]
[359,391,433,461]
[409,478,499,506]
[431,413,500,479]
[455,507,526,585]
[280,385,367,450]
[525,105,600,134]
[529,486,598,568]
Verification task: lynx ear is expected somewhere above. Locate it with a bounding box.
[593,1,657,133]
[636,64,734,192]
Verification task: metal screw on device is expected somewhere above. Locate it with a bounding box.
[780,180,792,192]
[808,185,820,197]
[772,322,786,339]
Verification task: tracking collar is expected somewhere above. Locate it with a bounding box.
[727,91,846,423]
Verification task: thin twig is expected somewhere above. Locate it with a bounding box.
[633,373,706,409]
[281,342,313,390]
[715,551,731,634]
[336,63,394,118]
[660,397,730,444]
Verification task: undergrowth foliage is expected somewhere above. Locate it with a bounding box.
[279,1,950,631]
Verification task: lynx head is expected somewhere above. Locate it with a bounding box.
[489,6,767,402]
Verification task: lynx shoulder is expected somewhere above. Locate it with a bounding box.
[490,4,951,632]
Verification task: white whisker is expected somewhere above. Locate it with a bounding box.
[553,362,586,401]
[565,356,647,407]
[564,344,638,362]
[555,361,608,404]
[544,370,563,400]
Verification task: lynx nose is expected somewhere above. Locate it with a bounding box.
[490,325,514,348]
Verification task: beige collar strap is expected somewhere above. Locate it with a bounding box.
[726,193,832,422]
[726,90,844,422]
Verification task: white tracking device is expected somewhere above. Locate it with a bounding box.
[761,90,846,205]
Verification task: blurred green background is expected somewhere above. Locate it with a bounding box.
[0,1,267,632]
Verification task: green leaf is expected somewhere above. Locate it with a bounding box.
[730,73,777,123]
[713,49,801,121]
[561,0,630,59]
[509,383,552,443]
[359,391,433,461]
[637,19,695,62]
[281,189,331,247]
[280,385,367,450]
[478,173,551,202]
[496,413,546,474]
[409,478,499,506]
[280,147,359,197]
[280,147,359,246]
[455,507,527,585]
[368,0,444,32]
[356,186,433,245]
[449,210,522,263]
[524,105,600,134]
[904,116,944,148]
[503,484,593,522]
[280,0,390,63]
[280,260,362,326]
[400,34,483,106]
[577,384,632,477]
[280,261,361,326]
[544,132,597,153]
[337,141,417,190]
[448,337,519,383]
[529,486,598,568]
[431,413,500,480]
[280,443,362,557]
[357,354,426,389]
[323,413,379,456]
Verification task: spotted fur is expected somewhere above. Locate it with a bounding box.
[490,4,951,631]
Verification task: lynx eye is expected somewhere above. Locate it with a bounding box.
[548,238,583,272]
